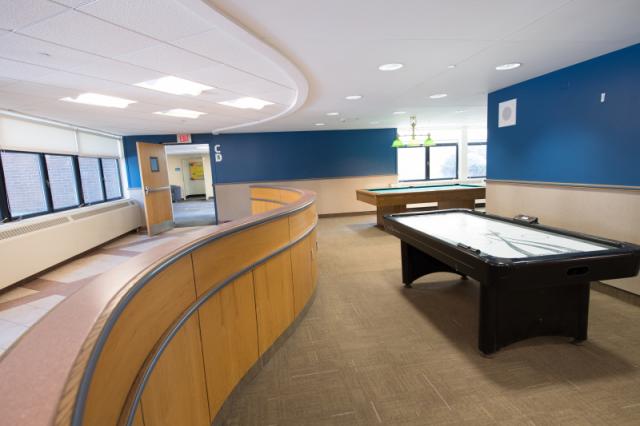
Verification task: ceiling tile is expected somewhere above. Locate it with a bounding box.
[0,33,101,69]
[0,57,54,80]
[508,0,640,43]
[116,44,216,76]
[0,0,67,31]
[19,10,159,57]
[173,29,294,86]
[77,0,215,41]
[27,70,126,93]
[68,58,165,85]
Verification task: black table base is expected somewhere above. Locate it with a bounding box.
[401,241,590,355]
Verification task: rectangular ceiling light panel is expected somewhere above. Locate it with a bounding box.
[135,76,213,96]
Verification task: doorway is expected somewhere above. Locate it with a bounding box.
[164,144,217,227]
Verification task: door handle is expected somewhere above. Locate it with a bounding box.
[144,185,170,195]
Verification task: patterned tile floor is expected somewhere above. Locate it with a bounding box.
[0,226,211,356]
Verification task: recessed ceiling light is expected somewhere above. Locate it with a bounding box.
[495,62,522,71]
[135,76,213,96]
[60,93,136,109]
[429,93,448,99]
[345,95,362,100]
[218,97,274,110]
[378,63,404,71]
[153,109,206,119]
[326,112,339,116]
[393,111,406,115]
[447,64,456,69]
[315,122,326,126]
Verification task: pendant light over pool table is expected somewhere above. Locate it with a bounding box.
[391,115,436,147]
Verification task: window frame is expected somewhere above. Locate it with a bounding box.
[0,149,51,220]
[396,146,427,183]
[100,157,124,202]
[0,153,11,223]
[396,143,460,183]
[0,149,123,223]
[44,153,82,213]
[466,142,487,179]
[426,143,459,181]
[78,155,107,206]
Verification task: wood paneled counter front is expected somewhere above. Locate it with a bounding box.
[0,185,318,426]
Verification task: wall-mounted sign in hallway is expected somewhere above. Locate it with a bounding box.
[214,144,223,162]
[498,99,517,128]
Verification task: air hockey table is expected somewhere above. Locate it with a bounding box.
[383,209,640,354]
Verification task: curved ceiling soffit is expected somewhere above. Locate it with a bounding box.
[178,0,309,134]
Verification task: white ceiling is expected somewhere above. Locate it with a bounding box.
[0,0,307,135]
[211,0,640,133]
[1,0,639,136]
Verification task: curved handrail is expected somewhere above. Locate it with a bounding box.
[0,185,316,426]
[121,224,316,426]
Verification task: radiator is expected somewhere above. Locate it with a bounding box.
[0,200,142,290]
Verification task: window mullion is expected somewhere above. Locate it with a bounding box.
[0,151,11,222]
[39,153,54,213]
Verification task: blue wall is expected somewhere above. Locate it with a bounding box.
[487,43,640,186]
[123,128,397,188]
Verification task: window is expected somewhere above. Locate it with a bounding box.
[0,151,49,218]
[101,158,122,200]
[467,143,487,178]
[45,154,80,211]
[78,157,105,204]
[397,144,459,182]
[397,147,426,181]
[428,144,458,180]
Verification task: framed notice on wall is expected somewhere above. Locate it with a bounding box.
[189,160,204,180]
[498,98,517,127]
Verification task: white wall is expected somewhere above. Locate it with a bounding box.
[215,175,397,222]
[486,180,640,295]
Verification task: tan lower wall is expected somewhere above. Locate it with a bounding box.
[486,181,640,295]
[0,200,141,289]
[215,175,397,222]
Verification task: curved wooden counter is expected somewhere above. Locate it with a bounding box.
[0,185,318,426]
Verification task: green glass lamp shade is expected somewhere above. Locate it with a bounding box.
[423,134,435,146]
[391,137,404,148]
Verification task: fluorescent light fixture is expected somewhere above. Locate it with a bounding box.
[429,93,448,99]
[345,95,362,100]
[153,109,206,119]
[393,111,406,115]
[218,97,274,110]
[378,63,403,71]
[135,76,213,96]
[447,64,456,69]
[315,122,326,126]
[326,112,340,116]
[495,62,522,71]
[60,93,136,108]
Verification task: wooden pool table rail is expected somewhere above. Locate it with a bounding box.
[356,185,486,226]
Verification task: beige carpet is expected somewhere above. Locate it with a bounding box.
[223,215,640,425]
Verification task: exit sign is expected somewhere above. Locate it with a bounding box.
[177,134,192,144]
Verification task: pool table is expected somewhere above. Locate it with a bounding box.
[356,184,485,227]
[384,209,640,354]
